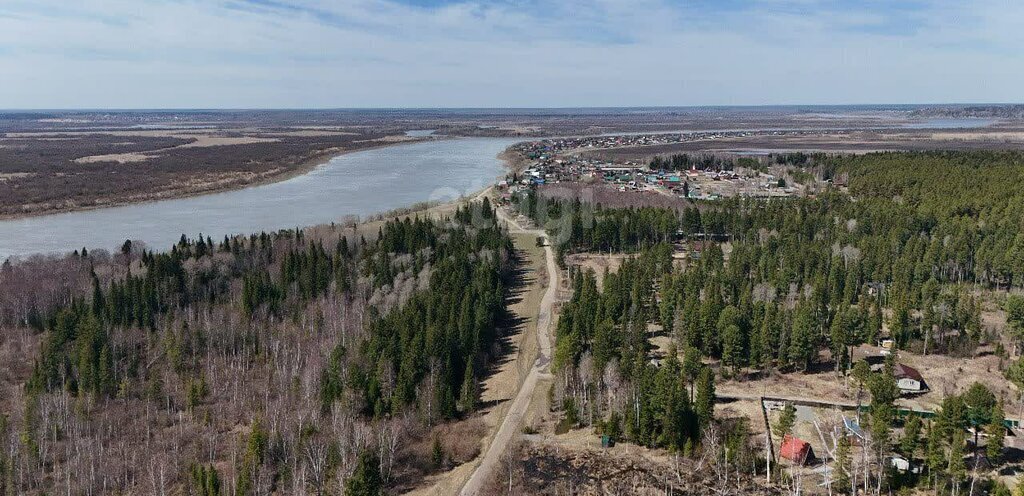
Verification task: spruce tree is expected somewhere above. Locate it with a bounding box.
[946,434,967,492]
[459,362,478,414]
[789,302,816,372]
[346,450,382,496]
[774,403,796,440]
[900,413,922,458]
[835,434,852,494]
[986,400,1006,464]
[694,366,715,428]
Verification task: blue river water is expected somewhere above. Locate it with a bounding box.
[0,137,519,259]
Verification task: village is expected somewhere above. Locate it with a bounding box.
[501,131,817,206]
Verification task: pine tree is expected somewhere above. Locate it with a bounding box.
[681,346,701,402]
[829,310,850,374]
[459,363,478,414]
[748,312,765,370]
[694,366,715,428]
[868,364,899,463]
[190,464,221,496]
[1007,295,1024,352]
[789,302,816,372]
[431,436,446,470]
[900,413,922,458]
[992,481,1012,496]
[986,400,1006,465]
[946,434,967,492]
[834,434,852,494]
[774,403,796,439]
[721,323,744,376]
[926,424,946,487]
[591,318,618,372]
[346,450,382,496]
[91,275,105,319]
[97,345,113,396]
[236,420,268,496]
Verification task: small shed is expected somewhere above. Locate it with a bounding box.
[889,455,922,474]
[780,435,814,465]
[894,363,927,393]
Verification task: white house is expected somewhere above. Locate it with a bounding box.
[893,363,927,393]
[889,455,921,474]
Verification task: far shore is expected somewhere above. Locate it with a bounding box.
[0,135,474,221]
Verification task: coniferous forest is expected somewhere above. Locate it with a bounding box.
[0,200,513,495]
[2,149,1024,495]
[515,150,1024,495]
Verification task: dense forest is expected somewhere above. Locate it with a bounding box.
[648,151,815,173]
[514,150,1024,494]
[0,199,514,494]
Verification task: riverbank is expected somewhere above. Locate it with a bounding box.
[0,137,522,259]
[300,145,523,237]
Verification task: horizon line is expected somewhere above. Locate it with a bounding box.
[1,102,1022,113]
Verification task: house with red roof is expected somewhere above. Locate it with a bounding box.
[780,435,814,465]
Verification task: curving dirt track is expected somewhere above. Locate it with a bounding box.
[458,209,557,496]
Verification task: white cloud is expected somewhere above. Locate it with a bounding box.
[0,0,1021,107]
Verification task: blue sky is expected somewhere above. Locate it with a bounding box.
[0,0,1021,108]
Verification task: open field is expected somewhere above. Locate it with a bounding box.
[565,252,629,288]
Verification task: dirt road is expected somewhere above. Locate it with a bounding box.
[459,209,557,495]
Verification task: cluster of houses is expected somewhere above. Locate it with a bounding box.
[781,415,923,472]
[507,133,801,202]
[510,128,853,160]
[501,155,793,202]
[779,414,923,476]
[776,359,930,476]
[510,132,735,159]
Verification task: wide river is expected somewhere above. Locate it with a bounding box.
[0,137,521,259]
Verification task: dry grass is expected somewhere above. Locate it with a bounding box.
[0,172,35,182]
[580,129,1024,162]
[404,224,551,496]
[355,135,421,143]
[484,436,782,495]
[262,130,359,137]
[897,349,1014,410]
[717,342,1018,414]
[566,252,628,289]
[177,136,278,148]
[482,233,546,404]
[74,152,152,164]
[539,183,692,211]
[72,135,280,163]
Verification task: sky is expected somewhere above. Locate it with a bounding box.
[1,0,1022,108]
